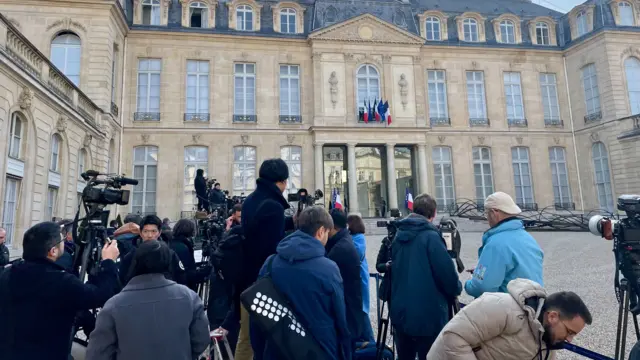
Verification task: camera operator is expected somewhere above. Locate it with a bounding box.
[210,182,227,206]
[55,219,76,273]
[0,228,9,268]
[195,169,209,212]
[113,214,143,259]
[464,192,544,298]
[170,219,211,292]
[226,203,242,231]
[390,194,461,359]
[0,221,120,360]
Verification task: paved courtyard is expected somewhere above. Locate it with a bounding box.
[364,230,636,359]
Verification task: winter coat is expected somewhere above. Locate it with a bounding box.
[118,240,187,287]
[114,223,141,259]
[250,230,351,360]
[351,233,371,316]
[427,278,555,360]
[326,228,364,342]
[86,273,211,360]
[390,214,462,337]
[464,218,544,298]
[0,258,120,360]
[0,243,9,267]
[375,235,393,302]
[194,175,207,199]
[170,235,210,291]
[209,188,226,205]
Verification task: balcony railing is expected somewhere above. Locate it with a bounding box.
[470,118,490,126]
[430,117,451,126]
[584,111,602,123]
[111,102,119,117]
[517,202,539,211]
[233,114,257,123]
[184,113,210,122]
[134,112,161,121]
[508,118,528,127]
[544,118,563,127]
[279,115,302,124]
[554,202,576,211]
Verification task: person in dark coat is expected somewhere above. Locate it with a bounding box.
[210,182,227,206]
[170,218,210,291]
[194,169,208,211]
[54,219,76,274]
[0,228,11,267]
[250,206,351,360]
[390,194,462,360]
[113,214,143,258]
[86,240,211,360]
[0,221,120,360]
[234,158,293,360]
[327,209,364,346]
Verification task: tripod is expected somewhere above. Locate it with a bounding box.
[614,278,640,360]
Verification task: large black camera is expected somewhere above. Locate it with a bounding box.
[81,170,137,205]
[288,188,324,217]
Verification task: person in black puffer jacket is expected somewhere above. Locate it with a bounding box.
[170,219,210,292]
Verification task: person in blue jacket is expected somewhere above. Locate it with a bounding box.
[347,213,375,342]
[250,206,352,360]
[465,191,544,298]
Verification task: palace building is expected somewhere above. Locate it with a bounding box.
[1,0,640,255]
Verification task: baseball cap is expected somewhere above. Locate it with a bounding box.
[484,192,522,215]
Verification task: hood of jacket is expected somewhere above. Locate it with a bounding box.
[395,214,438,243]
[507,278,547,334]
[276,230,326,263]
[255,178,290,209]
[482,218,523,243]
[171,234,194,253]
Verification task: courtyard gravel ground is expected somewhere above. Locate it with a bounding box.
[364,231,636,360]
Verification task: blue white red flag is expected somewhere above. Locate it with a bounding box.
[405,188,414,211]
[333,189,343,210]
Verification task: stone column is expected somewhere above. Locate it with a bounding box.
[386,143,399,211]
[314,142,324,192]
[417,143,429,194]
[347,143,358,214]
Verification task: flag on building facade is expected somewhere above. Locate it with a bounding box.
[373,99,381,122]
[405,188,413,211]
[363,101,369,123]
[384,100,392,125]
[377,100,385,123]
[333,188,343,210]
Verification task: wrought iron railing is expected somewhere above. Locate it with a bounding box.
[584,111,602,123]
[134,112,161,121]
[544,118,563,127]
[279,115,301,123]
[184,113,210,122]
[469,118,490,126]
[430,117,451,126]
[233,114,257,123]
[508,118,528,127]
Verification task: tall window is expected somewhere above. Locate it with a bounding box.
[592,142,614,211]
[472,147,494,203]
[625,57,640,115]
[107,139,115,173]
[281,146,301,195]
[500,20,515,43]
[280,8,296,33]
[512,147,534,206]
[78,149,87,178]
[234,63,256,117]
[142,0,161,25]
[536,22,550,45]
[50,134,61,172]
[356,65,380,112]
[46,186,58,221]
[280,65,300,117]
[51,32,81,85]
[136,59,161,116]
[540,73,561,123]
[426,17,441,40]
[427,70,448,120]
[466,71,487,120]
[549,147,571,207]
[2,177,19,244]
[184,146,208,211]
[237,5,254,31]
[582,64,601,117]
[9,114,23,159]
[620,2,634,26]
[233,146,256,195]
[576,11,588,37]
[190,2,208,28]
[432,146,455,210]
[132,146,158,215]
[111,47,117,103]
[463,18,478,42]
[186,60,209,116]
[504,72,525,121]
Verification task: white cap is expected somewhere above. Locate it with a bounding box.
[484,192,522,215]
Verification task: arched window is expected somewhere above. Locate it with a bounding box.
[281,146,301,195]
[190,2,208,28]
[620,2,634,26]
[8,113,23,159]
[500,20,515,44]
[356,65,380,114]
[535,22,550,45]
[142,0,161,25]
[184,146,208,211]
[463,18,478,42]
[472,147,494,203]
[549,147,572,208]
[50,134,62,172]
[237,5,254,31]
[78,149,87,178]
[426,17,441,41]
[51,32,81,85]
[280,8,296,33]
[592,142,614,211]
[324,6,337,25]
[432,146,455,210]
[394,10,407,28]
[512,146,534,207]
[3,113,24,245]
[625,57,640,115]
[132,146,158,215]
[576,11,588,36]
[233,146,256,195]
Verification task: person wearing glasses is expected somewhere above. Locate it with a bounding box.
[464,192,544,298]
[0,221,120,360]
[428,278,592,360]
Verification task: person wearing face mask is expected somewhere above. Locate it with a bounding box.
[0,221,120,360]
[427,278,592,360]
[250,206,351,360]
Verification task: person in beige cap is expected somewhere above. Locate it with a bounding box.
[464,192,544,298]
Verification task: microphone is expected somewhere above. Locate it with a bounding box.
[81,169,100,181]
[118,176,139,186]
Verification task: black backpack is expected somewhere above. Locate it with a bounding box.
[212,226,244,285]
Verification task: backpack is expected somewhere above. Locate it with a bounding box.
[211,226,244,285]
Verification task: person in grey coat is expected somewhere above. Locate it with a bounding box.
[86,240,211,360]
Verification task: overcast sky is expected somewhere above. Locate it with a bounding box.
[532,0,586,13]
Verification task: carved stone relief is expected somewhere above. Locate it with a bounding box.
[590,132,599,142]
[83,134,93,148]
[56,116,67,133]
[241,134,249,144]
[516,136,524,145]
[193,134,201,144]
[553,137,560,145]
[329,71,339,109]
[141,134,150,144]
[477,136,485,145]
[18,86,33,110]
[438,136,446,144]
[46,17,87,33]
[287,135,295,144]
[398,74,408,110]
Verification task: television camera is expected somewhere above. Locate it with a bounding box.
[287,188,324,216]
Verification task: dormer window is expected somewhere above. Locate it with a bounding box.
[536,22,550,45]
[419,11,448,41]
[394,10,407,28]
[576,11,588,36]
[500,20,515,43]
[190,2,208,28]
[463,18,478,42]
[227,0,262,31]
[237,5,253,31]
[426,17,441,40]
[325,6,337,25]
[142,0,161,25]
[280,8,296,33]
[529,17,557,46]
[619,2,634,26]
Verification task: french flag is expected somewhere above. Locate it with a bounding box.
[405,188,413,211]
[333,189,343,210]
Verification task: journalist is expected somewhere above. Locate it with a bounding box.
[391,194,462,359]
[210,182,227,205]
[0,227,11,267]
[226,203,242,231]
[195,168,208,211]
[0,221,120,360]
[347,214,375,342]
[428,279,592,360]
[113,213,143,258]
[465,192,544,298]
[55,219,76,273]
[170,218,210,292]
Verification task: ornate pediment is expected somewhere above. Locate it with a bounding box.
[309,14,424,45]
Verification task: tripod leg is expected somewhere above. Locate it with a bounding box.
[616,285,627,360]
[622,285,631,360]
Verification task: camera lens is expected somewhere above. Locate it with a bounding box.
[588,215,605,236]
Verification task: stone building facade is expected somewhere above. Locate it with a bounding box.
[1,0,640,253]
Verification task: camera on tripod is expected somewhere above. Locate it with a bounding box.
[288,188,324,215]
